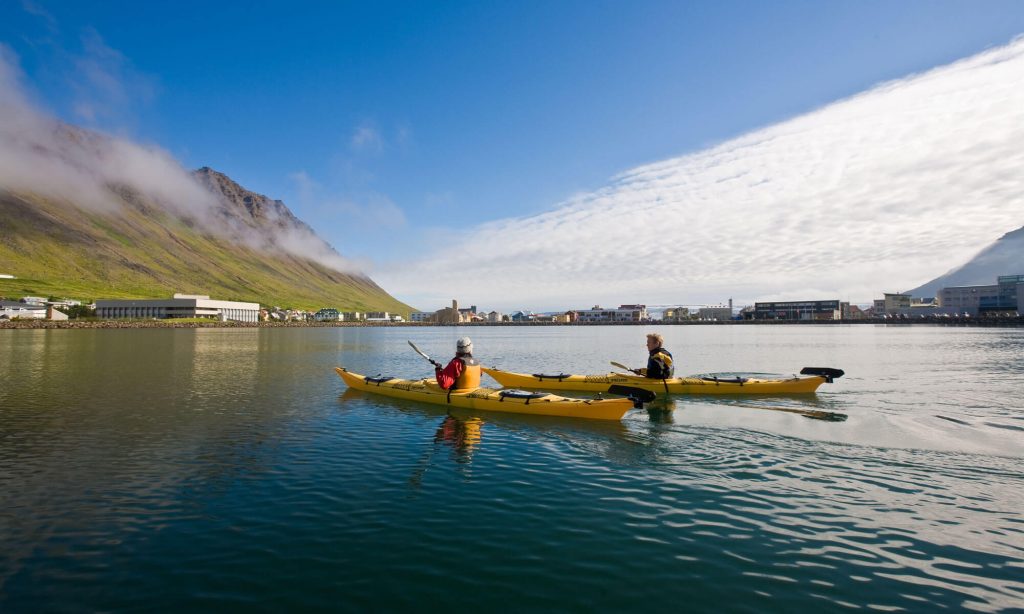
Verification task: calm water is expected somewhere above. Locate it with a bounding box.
[1,325,1022,612]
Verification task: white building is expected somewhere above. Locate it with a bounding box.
[576,304,648,322]
[48,298,82,308]
[697,306,733,321]
[410,311,433,322]
[95,293,260,322]
[1,300,46,319]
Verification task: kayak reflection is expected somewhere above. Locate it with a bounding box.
[434,414,483,463]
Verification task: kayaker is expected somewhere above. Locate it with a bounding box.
[639,333,674,379]
[435,336,482,390]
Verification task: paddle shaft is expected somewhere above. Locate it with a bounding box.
[408,340,441,368]
[610,361,644,376]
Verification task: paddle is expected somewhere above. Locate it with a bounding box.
[608,384,657,408]
[610,361,643,375]
[408,340,441,368]
[800,367,846,383]
[731,404,848,422]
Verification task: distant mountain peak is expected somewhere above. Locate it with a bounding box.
[190,166,358,275]
[194,166,307,230]
[909,224,1024,296]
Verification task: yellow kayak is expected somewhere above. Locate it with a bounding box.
[481,366,844,395]
[335,367,636,420]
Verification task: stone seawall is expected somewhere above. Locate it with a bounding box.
[3,316,1023,329]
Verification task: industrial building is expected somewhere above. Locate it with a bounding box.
[938,275,1024,315]
[754,300,843,321]
[95,294,260,322]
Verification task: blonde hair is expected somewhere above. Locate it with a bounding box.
[646,333,664,347]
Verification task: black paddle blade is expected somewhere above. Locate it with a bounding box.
[608,385,658,408]
[800,367,845,383]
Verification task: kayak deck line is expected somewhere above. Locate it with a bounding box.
[335,367,634,420]
[482,366,844,395]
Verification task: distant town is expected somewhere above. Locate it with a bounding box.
[2,274,1022,325]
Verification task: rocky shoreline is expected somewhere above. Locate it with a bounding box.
[2,316,1023,329]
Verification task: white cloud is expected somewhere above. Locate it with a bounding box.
[20,1,59,36]
[350,122,384,153]
[378,37,1024,311]
[288,170,318,200]
[322,195,407,228]
[67,28,158,128]
[0,46,360,275]
[288,169,407,229]
[0,43,213,215]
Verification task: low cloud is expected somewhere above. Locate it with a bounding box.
[0,44,215,215]
[0,44,358,275]
[380,37,1024,311]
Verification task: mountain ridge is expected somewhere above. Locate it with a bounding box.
[0,162,412,313]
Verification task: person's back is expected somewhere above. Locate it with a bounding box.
[435,337,481,390]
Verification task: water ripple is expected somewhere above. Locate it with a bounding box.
[2,327,1023,611]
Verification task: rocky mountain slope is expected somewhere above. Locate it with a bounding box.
[0,164,412,313]
[908,225,1024,297]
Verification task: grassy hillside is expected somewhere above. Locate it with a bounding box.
[0,191,413,313]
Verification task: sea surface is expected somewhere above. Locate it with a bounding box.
[1,325,1022,612]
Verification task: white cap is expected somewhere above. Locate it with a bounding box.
[456,337,473,354]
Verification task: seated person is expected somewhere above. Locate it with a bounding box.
[435,337,481,390]
[638,333,674,379]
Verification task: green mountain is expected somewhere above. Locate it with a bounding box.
[0,166,412,314]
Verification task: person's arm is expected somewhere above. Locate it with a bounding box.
[435,357,464,390]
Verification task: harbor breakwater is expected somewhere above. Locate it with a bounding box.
[2,316,1022,329]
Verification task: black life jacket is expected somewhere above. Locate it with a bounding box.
[647,348,674,379]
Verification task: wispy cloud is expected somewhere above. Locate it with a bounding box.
[288,169,407,228]
[20,0,58,36]
[0,46,359,275]
[379,37,1024,311]
[0,43,212,215]
[17,4,158,133]
[350,121,384,154]
[69,28,157,125]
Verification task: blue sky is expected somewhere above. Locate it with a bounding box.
[3,1,1024,309]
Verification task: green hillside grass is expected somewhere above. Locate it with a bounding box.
[0,192,413,313]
